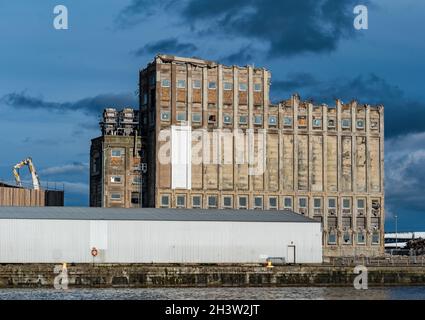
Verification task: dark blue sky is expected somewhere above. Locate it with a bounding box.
[0,1,424,231]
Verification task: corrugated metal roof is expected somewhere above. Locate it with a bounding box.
[0,207,318,223]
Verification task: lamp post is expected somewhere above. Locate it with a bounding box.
[395,215,398,250]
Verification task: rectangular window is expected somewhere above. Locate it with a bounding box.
[192,113,202,123]
[268,115,277,126]
[223,196,233,208]
[111,149,122,157]
[343,231,351,244]
[132,176,141,185]
[372,232,380,244]
[284,197,292,209]
[176,195,186,208]
[313,118,322,128]
[269,197,278,209]
[298,116,307,128]
[239,83,247,91]
[254,83,262,91]
[208,81,217,89]
[299,197,307,208]
[131,192,140,204]
[223,114,232,124]
[223,82,233,90]
[208,114,216,124]
[160,111,170,121]
[284,117,293,127]
[192,79,201,89]
[357,199,365,209]
[110,176,122,183]
[142,93,148,105]
[254,115,263,125]
[357,232,366,244]
[177,79,186,88]
[314,198,322,209]
[161,194,170,208]
[176,112,186,122]
[254,196,263,209]
[161,79,170,87]
[110,193,121,201]
[239,115,248,124]
[328,232,337,245]
[192,195,201,208]
[239,196,248,209]
[208,195,217,208]
[328,198,336,208]
[343,198,351,209]
[356,119,365,129]
[341,119,351,129]
[328,118,336,128]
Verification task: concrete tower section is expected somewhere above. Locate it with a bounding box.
[90,108,144,208]
[139,54,384,257]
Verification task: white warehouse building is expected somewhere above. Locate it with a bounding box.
[0,207,322,264]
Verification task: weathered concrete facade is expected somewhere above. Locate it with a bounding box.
[138,55,384,258]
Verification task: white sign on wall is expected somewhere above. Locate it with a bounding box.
[171,125,192,189]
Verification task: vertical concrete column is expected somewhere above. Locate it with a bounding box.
[233,67,239,192]
[365,105,371,193]
[379,105,385,249]
[263,69,270,192]
[248,66,254,128]
[171,63,177,126]
[263,70,269,129]
[365,104,371,240]
[307,102,314,218]
[308,102,313,194]
[248,66,254,193]
[187,64,193,199]
[351,101,357,194]
[278,103,284,195]
[218,65,223,191]
[293,95,299,194]
[322,104,328,242]
[322,104,328,193]
[187,64,192,127]
[202,67,208,200]
[336,99,342,243]
[155,63,163,207]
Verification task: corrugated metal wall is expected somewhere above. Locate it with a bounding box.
[0,219,322,263]
[0,187,64,206]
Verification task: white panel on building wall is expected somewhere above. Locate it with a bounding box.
[171,125,192,189]
[0,219,322,264]
[90,220,108,250]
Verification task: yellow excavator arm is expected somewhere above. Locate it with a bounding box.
[13,157,41,190]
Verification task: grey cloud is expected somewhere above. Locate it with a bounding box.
[39,162,88,176]
[119,0,365,57]
[133,38,198,57]
[220,45,255,65]
[116,0,177,29]
[385,132,425,215]
[272,73,319,92]
[1,92,137,115]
